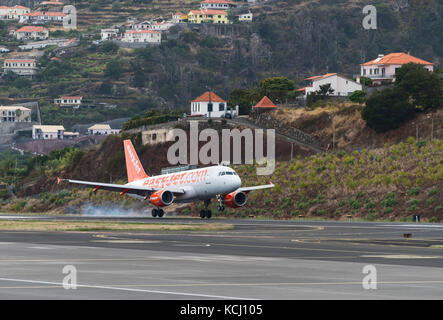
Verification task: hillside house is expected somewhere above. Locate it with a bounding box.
[87,124,120,135]
[15,26,49,40]
[236,12,253,22]
[129,21,151,30]
[150,21,174,31]
[188,9,229,24]
[32,125,79,140]
[297,73,362,98]
[101,28,119,41]
[200,0,236,10]
[19,11,67,23]
[122,30,161,43]
[54,96,83,108]
[0,5,30,20]
[191,91,227,117]
[358,52,435,85]
[3,58,37,76]
[172,12,187,23]
[0,106,31,123]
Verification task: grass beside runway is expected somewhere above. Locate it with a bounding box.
[0,220,234,232]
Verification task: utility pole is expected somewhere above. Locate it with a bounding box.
[290,143,294,161]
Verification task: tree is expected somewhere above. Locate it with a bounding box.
[228,88,260,115]
[101,41,119,53]
[259,77,295,103]
[105,59,124,80]
[349,90,366,103]
[395,63,442,111]
[307,83,334,107]
[361,88,415,133]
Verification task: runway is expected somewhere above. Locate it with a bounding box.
[0,215,443,299]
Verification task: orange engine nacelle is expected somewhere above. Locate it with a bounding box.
[223,191,247,208]
[150,190,174,207]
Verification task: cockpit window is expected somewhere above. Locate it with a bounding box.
[219,171,237,176]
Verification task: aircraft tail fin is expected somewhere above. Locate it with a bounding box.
[123,140,149,183]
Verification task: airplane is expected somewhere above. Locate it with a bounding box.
[57,139,274,218]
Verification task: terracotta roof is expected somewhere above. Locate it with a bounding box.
[125,30,160,34]
[189,9,228,15]
[16,26,47,33]
[296,86,311,92]
[23,11,67,17]
[304,73,337,81]
[174,12,184,16]
[192,91,226,103]
[253,96,277,109]
[4,59,35,63]
[361,53,434,66]
[14,5,30,9]
[60,96,82,100]
[202,0,234,4]
[41,1,64,5]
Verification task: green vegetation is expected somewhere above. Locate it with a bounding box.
[122,109,183,131]
[362,63,442,132]
[229,138,443,220]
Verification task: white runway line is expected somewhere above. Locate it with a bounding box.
[0,277,254,300]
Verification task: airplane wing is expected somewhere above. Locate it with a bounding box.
[57,177,185,197]
[237,183,274,193]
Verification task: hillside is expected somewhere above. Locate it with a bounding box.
[1,0,442,127]
[1,110,441,221]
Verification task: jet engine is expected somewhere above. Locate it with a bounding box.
[150,190,174,207]
[223,191,247,208]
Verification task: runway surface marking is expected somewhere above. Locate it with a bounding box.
[1,280,443,290]
[0,277,254,300]
[361,254,442,259]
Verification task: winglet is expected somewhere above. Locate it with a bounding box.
[56,177,62,185]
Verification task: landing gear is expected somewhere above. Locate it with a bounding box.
[216,194,225,212]
[200,199,212,219]
[152,208,164,218]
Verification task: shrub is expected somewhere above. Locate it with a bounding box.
[349,90,366,103]
[381,192,398,208]
[361,88,415,133]
[407,187,420,196]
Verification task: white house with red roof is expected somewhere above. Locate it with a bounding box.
[3,58,37,76]
[19,11,67,23]
[297,73,362,99]
[200,0,236,10]
[54,96,83,108]
[123,30,161,43]
[191,91,227,117]
[15,26,49,40]
[358,52,435,85]
[0,5,30,20]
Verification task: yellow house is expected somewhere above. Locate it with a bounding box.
[188,9,229,24]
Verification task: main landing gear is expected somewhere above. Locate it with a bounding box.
[200,199,212,219]
[152,208,164,218]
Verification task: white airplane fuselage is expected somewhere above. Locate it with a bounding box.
[125,165,241,202]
